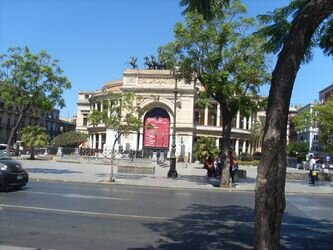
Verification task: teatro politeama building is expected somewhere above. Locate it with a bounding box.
[76,69,260,162]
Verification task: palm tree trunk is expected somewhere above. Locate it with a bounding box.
[255,1,333,249]
[29,146,35,160]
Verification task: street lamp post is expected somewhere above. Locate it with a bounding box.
[168,65,179,178]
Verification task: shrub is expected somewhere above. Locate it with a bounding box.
[239,152,253,161]
[253,151,261,160]
[51,131,88,147]
[193,137,219,163]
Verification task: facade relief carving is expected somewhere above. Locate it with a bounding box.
[138,77,174,86]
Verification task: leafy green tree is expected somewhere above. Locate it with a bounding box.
[287,141,308,162]
[193,137,219,163]
[89,92,143,181]
[292,109,317,131]
[0,47,71,154]
[160,0,270,186]
[51,131,88,147]
[180,0,333,249]
[21,126,48,160]
[292,100,333,152]
[315,98,333,152]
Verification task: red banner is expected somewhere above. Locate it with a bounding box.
[144,117,170,148]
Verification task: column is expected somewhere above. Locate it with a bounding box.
[92,134,96,149]
[235,139,239,156]
[204,105,208,126]
[243,116,247,130]
[216,104,221,127]
[247,141,251,154]
[242,140,246,153]
[236,111,240,129]
[89,134,93,148]
[98,133,102,150]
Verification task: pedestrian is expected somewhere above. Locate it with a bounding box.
[229,151,239,184]
[214,153,222,177]
[204,156,215,177]
[308,154,317,185]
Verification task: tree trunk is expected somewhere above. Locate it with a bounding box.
[29,145,35,160]
[6,105,29,155]
[255,1,333,249]
[109,132,122,182]
[219,105,233,187]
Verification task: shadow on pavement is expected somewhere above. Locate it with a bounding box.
[130,204,255,250]
[129,204,333,250]
[25,168,83,174]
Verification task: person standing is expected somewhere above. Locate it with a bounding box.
[229,151,239,184]
[308,154,317,185]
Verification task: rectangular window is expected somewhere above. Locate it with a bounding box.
[83,118,88,126]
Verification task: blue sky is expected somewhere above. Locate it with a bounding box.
[1,0,332,118]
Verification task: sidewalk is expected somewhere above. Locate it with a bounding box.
[20,159,333,194]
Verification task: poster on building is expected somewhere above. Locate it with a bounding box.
[144,117,170,148]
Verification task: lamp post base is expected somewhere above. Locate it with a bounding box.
[168,157,178,178]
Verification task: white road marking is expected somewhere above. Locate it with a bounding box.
[0,203,170,221]
[2,203,332,227]
[64,194,126,200]
[23,191,128,201]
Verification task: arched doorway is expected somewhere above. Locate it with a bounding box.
[143,107,170,159]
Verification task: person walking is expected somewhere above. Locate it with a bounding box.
[308,154,317,185]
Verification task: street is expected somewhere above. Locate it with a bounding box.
[1,181,333,250]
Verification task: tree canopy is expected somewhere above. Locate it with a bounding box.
[51,131,88,147]
[160,0,270,186]
[0,46,71,152]
[287,141,308,162]
[89,92,144,181]
[21,126,48,160]
[315,98,333,152]
[178,0,333,249]
[292,98,333,152]
[193,137,219,163]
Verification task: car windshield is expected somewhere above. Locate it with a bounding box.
[0,151,11,160]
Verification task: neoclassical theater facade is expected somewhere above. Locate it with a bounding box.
[76,69,262,162]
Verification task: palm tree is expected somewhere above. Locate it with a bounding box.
[21,126,48,160]
[250,116,265,152]
[193,137,219,163]
[179,0,230,20]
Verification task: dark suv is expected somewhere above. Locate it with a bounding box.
[0,151,28,191]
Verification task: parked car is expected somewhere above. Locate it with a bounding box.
[0,151,28,191]
[0,144,15,155]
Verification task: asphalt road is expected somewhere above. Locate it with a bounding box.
[0,181,332,250]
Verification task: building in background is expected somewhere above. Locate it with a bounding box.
[319,82,333,104]
[58,118,76,134]
[295,103,321,154]
[0,101,62,145]
[76,69,267,162]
